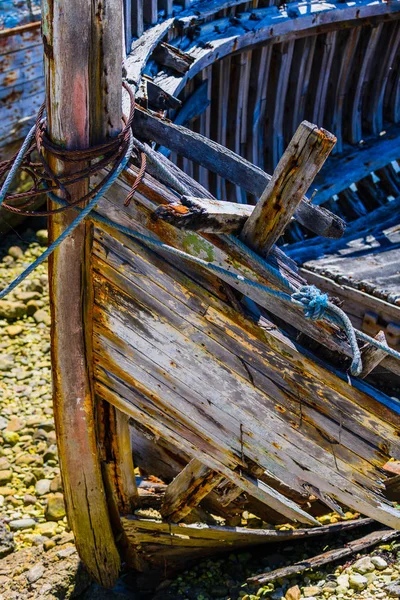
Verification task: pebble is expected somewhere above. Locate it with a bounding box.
[35,478,51,496]
[353,557,376,575]
[5,325,23,338]
[0,470,13,484]
[45,494,66,521]
[9,518,36,531]
[371,556,388,570]
[26,563,44,583]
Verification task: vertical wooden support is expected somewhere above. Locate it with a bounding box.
[42,0,122,587]
[360,331,389,378]
[160,459,224,523]
[240,121,336,255]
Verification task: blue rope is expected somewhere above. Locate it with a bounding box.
[0,123,37,209]
[0,130,134,301]
[2,126,400,377]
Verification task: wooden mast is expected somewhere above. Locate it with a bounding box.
[42,0,122,587]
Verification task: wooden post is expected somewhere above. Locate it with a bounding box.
[360,330,389,378]
[160,459,224,523]
[42,0,122,587]
[240,121,336,255]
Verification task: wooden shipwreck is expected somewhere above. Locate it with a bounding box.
[1,0,400,591]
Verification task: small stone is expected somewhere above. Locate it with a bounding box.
[2,431,19,445]
[43,444,58,463]
[0,356,13,372]
[353,557,375,574]
[349,574,368,591]
[33,309,51,326]
[0,300,27,320]
[0,470,13,485]
[56,546,76,559]
[50,475,63,493]
[286,585,300,600]
[16,291,41,303]
[303,586,322,597]
[26,563,44,583]
[43,539,56,551]
[371,556,388,570]
[36,230,48,245]
[23,494,37,506]
[385,580,400,597]
[6,416,25,432]
[45,493,66,521]
[15,453,43,466]
[36,521,57,537]
[0,486,16,496]
[0,416,8,430]
[0,520,15,558]
[0,457,10,470]
[8,246,24,259]
[9,518,36,531]
[5,325,23,338]
[35,479,51,496]
[23,473,37,487]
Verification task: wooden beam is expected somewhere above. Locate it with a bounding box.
[132,108,345,239]
[360,330,389,378]
[240,121,336,255]
[154,196,253,233]
[153,42,195,74]
[247,527,400,587]
[161,459,224,522]
[43,0,121,587]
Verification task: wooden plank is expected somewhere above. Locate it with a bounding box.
[143,0,158,25]
[153,42,194,74]
[154,196,253,233]
[329,27,361,153]
[161,459,224,522]
[91,228,399,460]
[43,0,121,587]
[348,24,382,144]
[132,107,346,238]
[124,18,174,88]
[360,330,389,378]
[240,121,336,255]
[131,0,144,39]
[90,250,400,523]
[248,528,400,586]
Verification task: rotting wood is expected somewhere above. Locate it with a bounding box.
[240,121,336,255]
[43,0,121,587]
[360,331,389,378]
[142,77,182,111]
[154,196,253,233]
[247,527,400,586]
[153,42,195,74]
[132,107,346,239]
[160,459,224,522]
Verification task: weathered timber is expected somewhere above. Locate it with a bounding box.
[90,224,400,526]
[240,121,336,255]
[247,527,400,586]
[43,0,121,587]
[154,196,253,233]
[360,331,389,378]
[153,42,195,74]
[124,18,174,88]
[160,459,224,522]
[132,107,346,239]
[96,168,400,377]
[143,77,182,111]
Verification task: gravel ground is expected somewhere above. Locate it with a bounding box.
[1,227,400,600]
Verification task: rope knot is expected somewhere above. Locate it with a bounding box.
[292,285,328,321]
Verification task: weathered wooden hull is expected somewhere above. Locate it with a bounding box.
[27,0,400,588]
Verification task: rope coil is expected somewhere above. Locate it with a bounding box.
[1,92,400,378]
